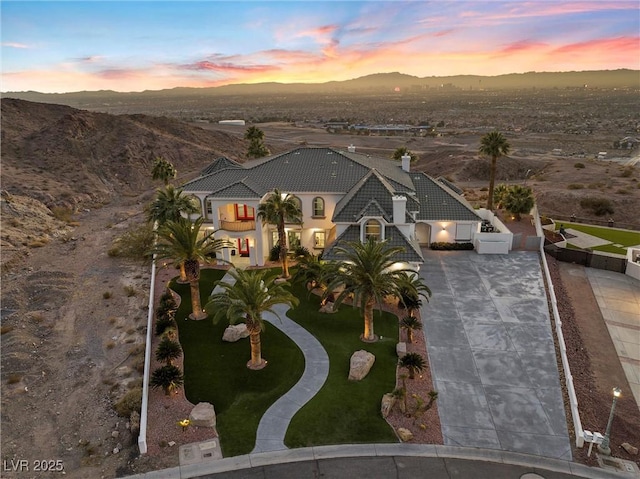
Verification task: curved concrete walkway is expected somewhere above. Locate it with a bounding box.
[251,302,330,453]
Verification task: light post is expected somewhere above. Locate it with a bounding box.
[598,387,621,455]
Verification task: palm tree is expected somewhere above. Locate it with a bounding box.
[324,238,417,342]
[493,183,510,210]
[152,217,230,320]
[257,189,303,279]
[293,254,330,291]
[151,156,177,185]
[245,126,269,158]
[147,185,199,225]
[503,185,535,221]
[396,271,431,317]
[399,352,427,379]
[205,268,299,370]
[479,131,510,210]
[150,365,184,395]
[155,337,182,366]
[392,146,418,163]
[400,316,423,344]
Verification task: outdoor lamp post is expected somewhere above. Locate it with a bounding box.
[598,387,621,455]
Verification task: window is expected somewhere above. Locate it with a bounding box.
[314,231,326,249]
[206,201,213,216]
[312,197,325,217]
[285,196,302,223]
[272,230,301,249]
[365,219,382,241]
[235,204,255,220]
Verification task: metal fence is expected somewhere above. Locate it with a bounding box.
[543,244,627,274]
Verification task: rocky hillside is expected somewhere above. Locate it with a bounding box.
[1,98,249,209]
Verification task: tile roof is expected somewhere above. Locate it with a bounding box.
[410,172,481,221]
[322,225,423,263]
[200,157,242,176]
[333,169,396,222]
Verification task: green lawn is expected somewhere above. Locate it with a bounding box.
[284,282,399,447]
[171,269,305,457]
[556,222,640,255]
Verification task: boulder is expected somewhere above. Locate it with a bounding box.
[397,427,413,442]
[381,393,396,418]
[222,324,249,342]
[396,342,407,358]
[189,402,216,428]
[622,442,638,455]
[319,301,336,313]
[348,350,375,381]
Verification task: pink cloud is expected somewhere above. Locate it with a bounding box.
[2,42,29,49]
[182,60,277,75]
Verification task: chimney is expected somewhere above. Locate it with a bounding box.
[392,195,407,224]
[401,153,411,172]
[347,144,356,153]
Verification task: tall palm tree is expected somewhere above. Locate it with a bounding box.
[396,271,431,317]
[153,217,229,320]
[205,268,299,370]
[151,156,177,185]
[479,131,510,210]
[147,185,199,225]
[257,189,303,279]
[324,238,418,342]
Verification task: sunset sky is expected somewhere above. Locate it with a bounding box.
[2,1,639,93]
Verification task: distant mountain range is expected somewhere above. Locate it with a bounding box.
[3,70,638,105]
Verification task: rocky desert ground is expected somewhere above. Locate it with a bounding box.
[1,82,639,477]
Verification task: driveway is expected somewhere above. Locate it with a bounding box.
[419,250,572,459]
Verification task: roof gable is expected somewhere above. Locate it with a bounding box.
[333,169,396,222]
[200,157,242,176]
[411,172,480,221]
[209,179,264,199]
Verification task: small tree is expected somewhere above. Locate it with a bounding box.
[151,156,177,185]
[150,365,184,395]
[245,126,270,159]
[400,316,423,344]
[392,146,418,163]
[502,185,535,220]
[155,337,182,366]
[493,183,509,210]
[399,352,427,379]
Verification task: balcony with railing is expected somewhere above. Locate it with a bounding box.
[220,219,256,232]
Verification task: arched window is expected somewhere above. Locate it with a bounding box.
[312,197,325,217]
[365,219,382,241]
[285,195,302,223]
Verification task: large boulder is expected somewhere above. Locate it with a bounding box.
[348,350,375,381]
[396,342,407,358]
[189,402,216,428]
[381,393,396,418]
[222,323,249,342]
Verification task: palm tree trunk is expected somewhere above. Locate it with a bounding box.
[178,262,188,283]
[186,260,207,320]
[277,221,289,278]
[407,329,413,344]
[247,320,266,369]
[362,300,376,342]
[487,155,497,210]
[408,367,415,380]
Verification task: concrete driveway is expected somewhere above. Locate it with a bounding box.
[419,250,572,460]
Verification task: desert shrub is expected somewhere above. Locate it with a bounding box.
[616,188,630,195]
[430,242,474,251]
[50,206,74,222]
[155,313,176,336]
[124,285,137,297]
[567,183,584,190]
[158,291,177,311]
[114,387,142,417]
[103,291,112,299]
[7,373,22,384]
[110,222,155,260]
[574,162,585,169]
[620,167,635,178]
[580,197,614,216]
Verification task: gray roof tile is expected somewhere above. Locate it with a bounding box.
[410,172,480,221]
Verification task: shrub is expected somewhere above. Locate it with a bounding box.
[51,206,74,223]
[150,365,184,395]
[567,183,584,190]
[155,313,176,336]
[574,162,585,169]
[158,291,177,312]
[580,197,614,216]
[103,291,112,299]
[110,222,155,260]
[294,245,311,258]
[114,387,142,417]
[124,285,137,297]
[430,242,474,250]
[269,243,281,262]
[155,337,182,366]
[7,373,22,384]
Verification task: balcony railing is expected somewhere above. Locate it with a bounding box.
[220,219,256,232]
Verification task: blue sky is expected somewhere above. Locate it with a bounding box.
[2,1,639,93]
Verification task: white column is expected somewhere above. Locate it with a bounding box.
[255,217,265,266]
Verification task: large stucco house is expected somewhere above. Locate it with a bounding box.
[182,146,483,269]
